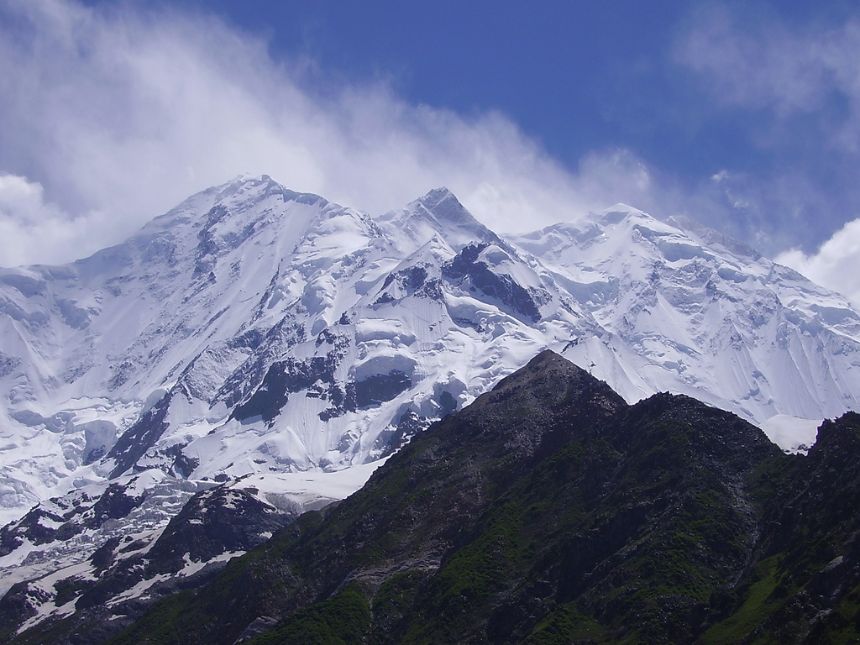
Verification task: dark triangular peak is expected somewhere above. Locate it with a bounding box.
[50,355,860,644]
[459,350,627,438]
[404,350,628,474]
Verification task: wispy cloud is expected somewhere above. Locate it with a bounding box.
[677,6,860,150]
[0,0,672,266]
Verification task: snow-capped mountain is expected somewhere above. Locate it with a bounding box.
[2,175,859,630]
[514,207,860,436]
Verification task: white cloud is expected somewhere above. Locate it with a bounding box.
[0,174,114,266]
[775,219,860,308]
[0,0,672,266]
[5,0,856,285]
[0,174,55,222]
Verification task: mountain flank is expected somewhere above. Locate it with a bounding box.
[3,176,860,626]
[13,350,855,644]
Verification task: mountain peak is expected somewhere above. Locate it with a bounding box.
[525,347,582,372]
[143,175,328,233]
[594,202,654,226]
[602,201,645,215]
[418,186,458,208]
[495,348,614,394]
[414,186,473,223]
[468,349,627,428]
[217,174,327,207]
[376,187,502,251]
[212,173,284,196]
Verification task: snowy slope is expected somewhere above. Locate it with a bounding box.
[513,205,860,431]
[1,178,859,627]
[1,179,859,523]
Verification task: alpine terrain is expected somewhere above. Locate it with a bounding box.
[7,351,860,643]
[1,176,859,638]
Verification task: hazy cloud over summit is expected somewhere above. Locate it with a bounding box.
[0,0,664,265]
[0,0,859,310]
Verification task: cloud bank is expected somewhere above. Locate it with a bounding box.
[3,0,860,314]
[677,6,860,309]
[776,220,860,309]
[0,0,672,267]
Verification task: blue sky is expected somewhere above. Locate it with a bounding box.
[182,0,860,249]
[1,0,860,304]
[193,1,830,175]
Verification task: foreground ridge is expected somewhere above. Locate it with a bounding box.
[8,351,857,643]
[2,177,860,640]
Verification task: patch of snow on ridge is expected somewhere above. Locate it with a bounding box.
[228,458,386,511]
[762,415,822,454]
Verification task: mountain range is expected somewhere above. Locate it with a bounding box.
[4,351,860,643]
[1,176,859,638]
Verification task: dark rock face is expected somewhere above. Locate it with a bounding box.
[382,266,427,293]
[0,506,65,555]
[216,316,306,409]
[0,482,298,644]
[232,353,357,424]
[442,243,545,322]
[148,485,290,567]
[354,371,412,408]
[84,484,142,528]
[107,393,172,478]
[375,264,444,305]
[164,444,199,478]
[0,483,142,557]
[231,327,416,424]
[14,352,860,644]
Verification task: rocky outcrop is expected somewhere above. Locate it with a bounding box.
[95,351,860,645]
